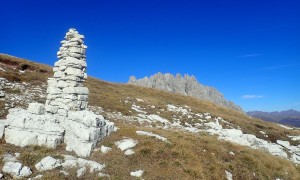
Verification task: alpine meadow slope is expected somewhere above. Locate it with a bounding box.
[1,54,300,179]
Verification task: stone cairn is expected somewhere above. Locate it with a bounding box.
[3,28,114,157]
[45,28,88,117]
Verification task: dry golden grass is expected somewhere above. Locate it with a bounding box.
[1,53,298,143]
[90,123,300,179]
[1,54,300,179]
[0,53,52,85]
[86,77,300,144]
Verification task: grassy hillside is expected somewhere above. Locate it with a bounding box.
[1,54,300,179]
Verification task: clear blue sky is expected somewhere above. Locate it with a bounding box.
[1,0,299,112]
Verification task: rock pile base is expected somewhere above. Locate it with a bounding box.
[4,103,114,157]
[2,108,112,157]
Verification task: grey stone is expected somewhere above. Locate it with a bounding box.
[27,103,45,115]
[19,166,32,177]
[2,162,22,177]
[77,167,86,177]
[35,156,62,171]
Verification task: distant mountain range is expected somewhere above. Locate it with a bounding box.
[247,109,300,127]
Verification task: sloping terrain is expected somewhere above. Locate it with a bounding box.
[128,73,243,112]
[1,54,300,179]
[248,110,300,127]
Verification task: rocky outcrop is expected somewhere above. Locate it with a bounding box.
[3,28,114,157]
[128,73,243,112]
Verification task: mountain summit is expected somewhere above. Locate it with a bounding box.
[128,73,242,112]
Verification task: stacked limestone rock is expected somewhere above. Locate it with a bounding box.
[3,28,114,157]
[45,28,88,117]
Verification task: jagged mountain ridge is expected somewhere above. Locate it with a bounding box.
[128,73,243,112]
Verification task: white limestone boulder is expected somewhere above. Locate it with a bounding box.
[68,110,105,127]
[65,67,83,77]
[62,87,89,95]
[27,103,45,115]
[2,162,32,178]
[130,170,144,177]
[100,145,112,154]
[64,131,95,157]
[35,156,62,171]
[77,167,86,177]
[2,162,22,177]
[5,108,64,148]
[2,153,18,162]
[46,87,62,94]
[62,159,78,168]
[19,166,32,177]
[61,118,101,142]
[77,158,105,172]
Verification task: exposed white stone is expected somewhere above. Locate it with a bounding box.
[289,135,300,141]
[2,153,18,162]
[62,159,78,168]
[64,131,94,157]
[147,114,170,124]
[77,158,105,172]
[130,170,144,177]
[0,91,5,98]
[35,156,62,171]
[15,153,20,158]
[27,103,45,115]
[100,145,112,154]
[278,124,293,130]
[124,149,135,155]
[68,110,105,127]
[19,166,32,177]
[5,108,64,148]
[30,174,43,180]
[77,167,86,177]
[2,162,22,177]
[115,138,138,151]
[136,130,169,142]
[98,172,110,178]
[60,170,70,176]
[225,170,233,180]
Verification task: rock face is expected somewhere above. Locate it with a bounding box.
[128,73,243,112]
[4,28,114,157]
